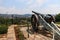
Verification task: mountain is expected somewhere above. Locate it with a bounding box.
[0,14,32,19]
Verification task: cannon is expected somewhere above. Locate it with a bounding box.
[31,11,55,32]
[28,11,60,40]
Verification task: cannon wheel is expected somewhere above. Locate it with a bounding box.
[31,14,39,32]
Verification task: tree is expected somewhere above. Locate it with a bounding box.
[55,13,60,22]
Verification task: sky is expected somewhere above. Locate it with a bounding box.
[0,0,60,15]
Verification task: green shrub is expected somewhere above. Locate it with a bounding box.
[55,22,60,24]
[0,25,8,34]
[18,31,25,40]
[15,27,25,40]
[55,13,60,22]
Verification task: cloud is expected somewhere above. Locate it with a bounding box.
[0,7,19,14]
[0,0,59,15]
[39,4,60,14]
[0,6,32,15]
[0,0,49,14]
[27,0,48,9]
[15,0,48,9]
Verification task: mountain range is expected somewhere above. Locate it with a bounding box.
[0,14,32,19]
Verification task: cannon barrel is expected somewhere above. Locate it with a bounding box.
[32,11,43,15]
[32,11,40,15]
[32,11,44,18]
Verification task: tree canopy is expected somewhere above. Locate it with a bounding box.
[55,13,60,22]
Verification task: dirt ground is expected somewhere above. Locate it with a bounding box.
[20,27,52,40]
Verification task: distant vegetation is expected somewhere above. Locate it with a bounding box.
[0,16,31,26]
[55,13,60,22]
[55,13,60,24]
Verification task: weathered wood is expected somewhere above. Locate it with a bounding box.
[7,25,17,40]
